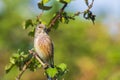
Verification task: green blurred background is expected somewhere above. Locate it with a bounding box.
[0,0,120,80]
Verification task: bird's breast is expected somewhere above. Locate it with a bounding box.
[34,33,53,62]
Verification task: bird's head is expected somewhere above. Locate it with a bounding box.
[35,23,47,34]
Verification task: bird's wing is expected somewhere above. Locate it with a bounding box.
[38,35,54,65]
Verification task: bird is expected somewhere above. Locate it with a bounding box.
[34,23,54,68]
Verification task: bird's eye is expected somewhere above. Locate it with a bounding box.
[38,26,42,28]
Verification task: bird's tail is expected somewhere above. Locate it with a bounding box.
[46,66,55,80]
[47,75,52,80]
[46,57,54,80]
[46,64,55,80]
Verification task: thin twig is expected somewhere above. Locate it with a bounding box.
[47,3,67,32]
[16,50,46,80]
[29,50,47,68]
[36,12,43,23]
[73,0,95,17]
[16,56,33,80]
[86,0,94,11]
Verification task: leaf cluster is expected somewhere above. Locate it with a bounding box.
[23,0,95,37]
[5,49,68,79]
[46,63,68,79]
[5,49,41,73]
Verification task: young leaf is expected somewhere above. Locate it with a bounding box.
[12,53,19,58]
[10,57,16,64]
[57,63,67,72]
[43,0,50,4]
[38,2,52,10]
[46,67,58,78]
[64,0,71,3]
[61,17,65,23]
[5,63,14,73]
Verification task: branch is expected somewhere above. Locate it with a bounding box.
[47,3,67,32]
[73,0,94,17]
[16,53,33,80]
[29,50,48,69]
[16,58,32,80]
[86,0,94,10]
[46,0,94,31]
[16,49,46,80]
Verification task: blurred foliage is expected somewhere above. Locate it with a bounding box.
[1,0,120,80]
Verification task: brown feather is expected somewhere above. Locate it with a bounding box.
[34,24,54,67]
[37,34,54,66]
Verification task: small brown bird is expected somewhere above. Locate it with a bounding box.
[34,23,54,68]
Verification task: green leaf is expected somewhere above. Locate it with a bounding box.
[59,0,71,3]
[28,31,35,37]
[61,17,65,23]
[46,67,58,78]
[5,63,14,73]
[38,2,52,10]
[23,19,33,29]
[57,63,67,71]
[28,28,35,37]
[10,57,16,64]
[43,0,50,4]
[64,0,71,3]
[12,53,19,58]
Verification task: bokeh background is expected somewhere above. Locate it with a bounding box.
[0,0,120,80]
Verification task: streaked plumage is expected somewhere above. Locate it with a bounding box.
[34,24,54,67]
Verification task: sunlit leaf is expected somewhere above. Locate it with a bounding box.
[10,57,16,64]
[64,0,71,3]
[46,67,58,78]
[12,53,19,58]
[57,63,67,71]
[5,63,14,73]
[43,0,50,4]
[61,17,65,23]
